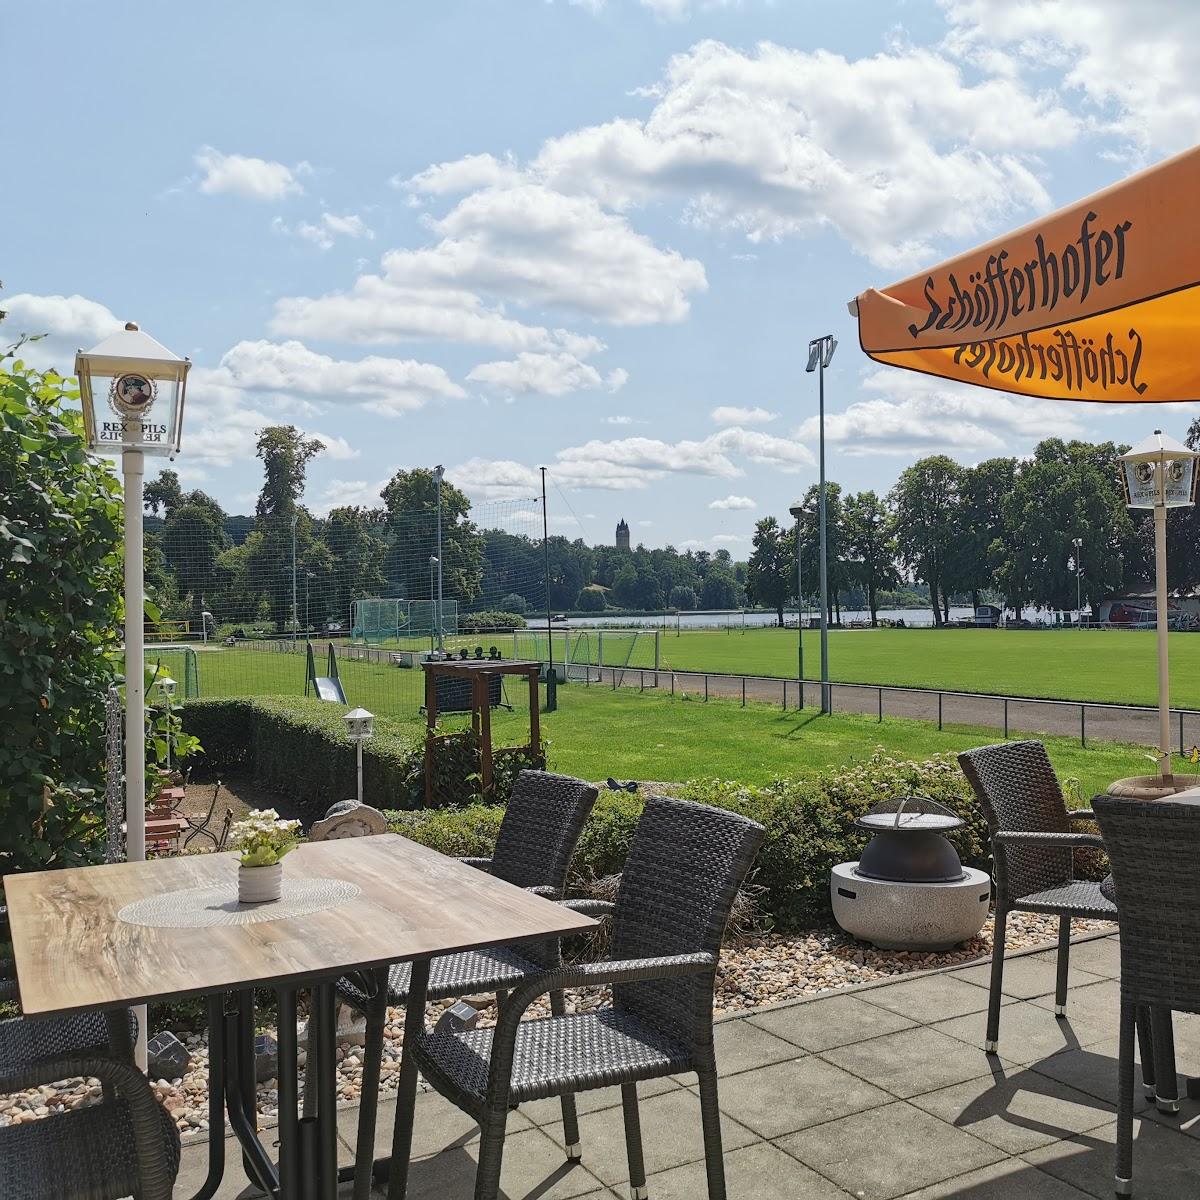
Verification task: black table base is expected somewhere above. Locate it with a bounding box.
[185,960,431,1200]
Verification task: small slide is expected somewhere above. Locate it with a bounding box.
[306,641,347,704]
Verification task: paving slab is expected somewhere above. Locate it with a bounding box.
[1054,935,1120,979]
[518,1075,682,1126]
[777,1099,1005,1200]
[895,1157,1094,1198]
[950,956,1103,1001]
[856,972,1013,1023]
[644,1140,852,1199]
[822,1025,1009,1100]
[933,1001,1112,1066]
[747,992,916,1052]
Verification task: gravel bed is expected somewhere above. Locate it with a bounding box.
[0,910,1108,1137]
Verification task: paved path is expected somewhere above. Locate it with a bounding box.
[175,933,1200,1198]
[580,665,1200,750]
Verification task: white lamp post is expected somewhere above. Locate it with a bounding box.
[342,707,375,806]
[76,321,190,1070]
[156,675,177,772]
[1119,430,1199,786]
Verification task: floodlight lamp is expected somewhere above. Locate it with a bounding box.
[822,337,838,368]
[789,499,805,520]
[805,342,821,373]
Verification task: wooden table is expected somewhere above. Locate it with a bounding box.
[5,834,594,1200]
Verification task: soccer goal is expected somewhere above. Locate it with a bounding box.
[351,598,459,646]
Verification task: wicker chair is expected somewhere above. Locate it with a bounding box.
[0,1055,181,1199]
[335,769,598,1200]
[399,795,766,1200]
[1093,795,1200,1197]
[958,741,1117,1052]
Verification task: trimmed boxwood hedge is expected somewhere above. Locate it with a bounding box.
[387,751,993,933]
[181,698,542,826]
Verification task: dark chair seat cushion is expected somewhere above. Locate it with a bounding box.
[416,1009,693,1109]
[1015,880,1117,918]
[0,1097,180,1200]
[0,1010,135,1073]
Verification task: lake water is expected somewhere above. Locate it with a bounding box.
[562,607,978,630]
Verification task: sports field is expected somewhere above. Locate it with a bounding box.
[145,644,1151,796]
[657,626,1200,708]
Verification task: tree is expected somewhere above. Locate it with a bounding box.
[746,517,792,625]
[162,497,230,616]
[955,459,1017,610]
[144,468,183,518]
[500,591,528,615]
[324,506,387,622]
[381,468,484,608]
[611,563,639,608]
[890,456,963,626]
[795,482,848,623]
[842,490,898,626]
[0,348,123,872]
[577,587,606,612]
[254,426,323,522]
[669,584,698,610]
[700,566,738,610]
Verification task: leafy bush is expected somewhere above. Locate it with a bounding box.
[0,352,123,873]
[460,610,527,633]
[499,593,528,615]
[182,697,541,824]
[384,752,991,932]
[668,585,698,611]
[577,588,606,613]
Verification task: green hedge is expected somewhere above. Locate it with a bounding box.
[386,751,992,932]
[182,698,542,826]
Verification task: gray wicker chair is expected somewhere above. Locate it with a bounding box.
[0,1055,181,1199]
[958,741,1117,1052]
[1093,795,1200,1197]
[399,795,766,1200]
[335,769,598,1200]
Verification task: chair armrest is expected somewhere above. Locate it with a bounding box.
[0,1055,174,1199]
[1068,810,1096,822]
[993,831,1106,851]
[528,885,561,899]
[559,898,615,921]
[456,856,493,872]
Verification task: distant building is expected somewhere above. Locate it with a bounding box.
[616,518,630,550]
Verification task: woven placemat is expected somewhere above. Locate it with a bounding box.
[117,876,360,929]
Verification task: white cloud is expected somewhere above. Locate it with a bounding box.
[194,146,309,201]
[711,405,776,426]
[941,0,1200,160]
[709,494,755,510]
[605,414,635,425]
[639,0,740,18]
[2,292,122,370]
[528,40,1076,267]
[446,458,542,500]
[711,532,746,544]
[467,351,627,397]
[209,339,464,417]
[380,183,706,324]
[310,477,390,516]
[400,152,522,196]
[272,275,603,354]
[309,433,360,461]
[273,212,374,250]
[794,368,1085,459]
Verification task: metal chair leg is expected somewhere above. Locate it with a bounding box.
[985,906,1007,1052]
[697,1069,726,1200]
[1151,1006,1179,1114]
[473,1114,508,1200]
[1116,999,1135,1196]
[1054,913,1071,1016]
[549,990,582,1160]
[1136,1005,1156,1097]
[353,973,389,1200]
[621,1083,647,1200]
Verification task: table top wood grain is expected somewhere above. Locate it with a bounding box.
[4,834,595,1017]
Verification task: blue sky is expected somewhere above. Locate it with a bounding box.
[6,0,1198,552]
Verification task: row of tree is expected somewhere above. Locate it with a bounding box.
[745,431,1200,626]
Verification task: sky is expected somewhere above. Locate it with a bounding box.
[5,0,1200,555]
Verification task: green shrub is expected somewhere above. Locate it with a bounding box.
[182,697,541,824]
[384,751,992,933]
[460,610,527,633]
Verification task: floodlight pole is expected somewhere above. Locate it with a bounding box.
[434,465,445,651]
[808,335,836,714]
[291,513,298,641]
[789,501,805,688]
[540,467,553,680]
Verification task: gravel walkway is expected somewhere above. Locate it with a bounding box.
[0,910,1107,1138]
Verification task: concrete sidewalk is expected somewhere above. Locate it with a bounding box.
[175,934,1200,1198]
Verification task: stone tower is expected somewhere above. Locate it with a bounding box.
[616,518,630,550]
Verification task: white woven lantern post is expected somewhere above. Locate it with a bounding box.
[342,707,375,806]
[76,322,190,1070]
[1119,431,1200,786]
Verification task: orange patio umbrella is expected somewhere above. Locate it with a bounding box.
[853,144,1200,403]
[850,143,1200,791]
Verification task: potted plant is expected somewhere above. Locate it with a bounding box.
[229,809,302,904]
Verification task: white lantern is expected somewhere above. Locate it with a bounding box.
[342,707,375,741]
[75,322,190,457]
[157,675,177,700]
[1119,430,1198,510]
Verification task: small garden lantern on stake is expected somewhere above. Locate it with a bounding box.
[1119,430,1200,786]
[156,675,177,771]
[342,707,375,806]
[76,323,189,1071]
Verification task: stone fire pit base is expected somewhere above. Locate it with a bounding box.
[1106,774,1200,801]
[831,863,992,951]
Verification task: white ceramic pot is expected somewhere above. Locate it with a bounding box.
[238,861,283,904]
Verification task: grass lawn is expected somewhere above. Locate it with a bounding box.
[658,626,1200,708]
[153,646,1150,799]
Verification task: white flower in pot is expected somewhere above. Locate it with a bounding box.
[229,809,302,904]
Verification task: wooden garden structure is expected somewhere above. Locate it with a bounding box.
[421,658,542,804]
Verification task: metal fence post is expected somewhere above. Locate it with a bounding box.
[783,680,787,710]
[938,692,943,732]
[705,675,709,702]
[878,687,883,723]
[671,672,675,697]
[1180,709,1185,755]
[1003,698,1009,739]
[640,670,644,692]
[1081,704,1086,748]
[741,677,745,707]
